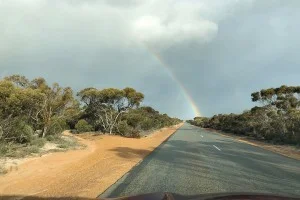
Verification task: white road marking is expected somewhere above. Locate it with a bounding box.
[213,145,221,151]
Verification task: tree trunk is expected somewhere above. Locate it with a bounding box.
[42,126,47,138]
[109,111,124,135]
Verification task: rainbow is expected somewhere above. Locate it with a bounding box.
[145,46,201,117]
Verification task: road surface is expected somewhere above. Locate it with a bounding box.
[100,123,300,198]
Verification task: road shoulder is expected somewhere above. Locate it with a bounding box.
[203,127,300,160]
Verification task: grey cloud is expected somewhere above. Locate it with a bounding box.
[103,0,142,7]
[1,0,299,119]
[161,0,300,116]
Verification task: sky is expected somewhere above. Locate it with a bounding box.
[1,0,300,119]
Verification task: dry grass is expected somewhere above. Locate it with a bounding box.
[0,134,82,175]
[0,165,7,175]
[0,135,80,160]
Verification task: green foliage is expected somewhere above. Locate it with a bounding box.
[27,145,40,154]
[53,136,78,149]
[0,74,182,157]
[126,128,141,138]
[118,106,182,136]
[0,75,79,140]
[140,118,153,130]
[187,117,209,127]
[0,142,40,158]
[46,118,69,136]
[77,87,145,134]
[189,86,300,145]
[116,120,131,136]
[30,138,46,148]
[0,142,9,157]
[46,135,58,142]
[75,119,93,133]
[1,119,34,144]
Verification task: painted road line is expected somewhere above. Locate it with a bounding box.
[213,145,221,151]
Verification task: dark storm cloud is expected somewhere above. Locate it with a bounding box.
[1,0,299,118]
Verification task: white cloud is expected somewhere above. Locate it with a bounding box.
[1,0,300,118]
[132,14,218,51]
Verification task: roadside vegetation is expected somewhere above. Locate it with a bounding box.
[75,87,182,137]
[188,85,300,145]
[0,75,182,163]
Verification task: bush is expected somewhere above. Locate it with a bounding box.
[122,107,182,133]
[46,135,56,142]
[9,120,34,143]
[0,142,40,158]
[140,118,153,131]
[75,119,93,133]
[0,142,9,157]
[116,120,131,136]
[26,145,40,154]
[30,138,46,148]
[124,113,143,128]
[127,129,141,138]
[55,136,78,149]
[116,120,141,138]
[47,118,69,136]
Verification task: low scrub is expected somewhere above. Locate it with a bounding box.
[0,143,40,158]
[188,85,300,145]
[0,135,79,159]
[54,136,79,150]
[0,165,7,175]
[30,138,47,148]
[114,107,182,137]
[75,119,93,133]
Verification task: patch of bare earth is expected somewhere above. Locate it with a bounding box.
[205,128,300,160]
[0,123,183,199]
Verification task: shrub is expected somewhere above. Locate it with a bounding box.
[75,119,93,133]
[9,120,34,143]
[140,118,153,131]
[116,120,131,136]
[57,143,68,149]
[46,135,56,142]
[47,118,69,136]
[30,138,46,148]
[126,128,141,138]
[125,113,143,128]
[0,142,9,157]
[56,136,78,149]
[1,142,39,158]
[116,120,141,138]
[26,145,40,154]
[0,165,7,174]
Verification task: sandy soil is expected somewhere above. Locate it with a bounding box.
[0,142,60,175]
[205,128,300,160]
[0,123,183,199]
[0,132,82,174]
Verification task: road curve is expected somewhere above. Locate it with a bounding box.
[100,123,300,198]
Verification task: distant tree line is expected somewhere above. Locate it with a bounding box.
[76,87,182,137]
[0,75,182,146]
[187,85,300,145]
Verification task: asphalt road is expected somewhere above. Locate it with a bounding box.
[100,123,300,198]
